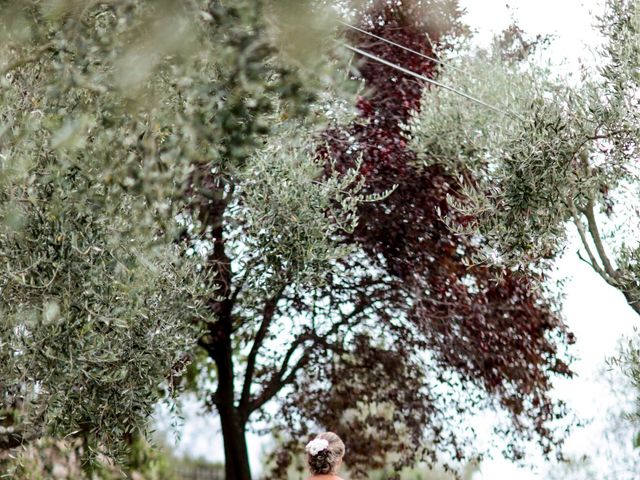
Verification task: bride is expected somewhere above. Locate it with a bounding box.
[305,432,346,480]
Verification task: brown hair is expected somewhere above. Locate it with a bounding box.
[307,432,345,475]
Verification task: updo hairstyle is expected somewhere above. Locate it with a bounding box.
[306,432,345,475]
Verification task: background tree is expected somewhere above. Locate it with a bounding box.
[188,1,574,479]
[0,0,366,475]
[1,1,578,479]
[407,0,640,465]
[408,0,640,314]
[409,0,640,422]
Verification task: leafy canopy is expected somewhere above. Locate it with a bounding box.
[0,0,369,465]
[408,0,640,282]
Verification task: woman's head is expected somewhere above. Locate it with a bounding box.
[305,432,345,476]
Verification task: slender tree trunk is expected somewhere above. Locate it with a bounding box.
[213,318,252,480]
[197,178,253,479]
[207,309,252,480]
[218,404,252,480]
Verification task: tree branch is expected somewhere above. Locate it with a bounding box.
[228,258,257,307]
[582,196,617,279]
[246,302,365,414]
[621,290,640,316]
[1,42,56,76]
[572,199,640,317]
[239,284,286,413]
[0,404,48,452]
[571,202,612,282]
[0,426,42,451]
[246,335,316,414]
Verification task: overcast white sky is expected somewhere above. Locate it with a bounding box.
[157,1,640,478]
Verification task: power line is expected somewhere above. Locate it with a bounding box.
[338,19,466,75]
[344,44,522,120]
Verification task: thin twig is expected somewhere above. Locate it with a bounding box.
[1,42,56,76]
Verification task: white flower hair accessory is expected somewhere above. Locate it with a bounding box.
[305,438,329,456]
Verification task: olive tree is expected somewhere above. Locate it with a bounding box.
[408,0,640,313]
[407,0,640,456]
[0,0,366,473]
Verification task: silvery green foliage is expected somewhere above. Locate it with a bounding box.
[407,47,587,267]
[0,0,362,464]
[408,0,640,296]
[239,127,386,288]
[409,0,640,435]
[0,0,213,462]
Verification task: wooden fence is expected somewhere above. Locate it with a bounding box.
[174,465,225,480]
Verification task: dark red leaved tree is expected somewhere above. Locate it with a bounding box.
[189,2,574,478]
[283,0,576,474]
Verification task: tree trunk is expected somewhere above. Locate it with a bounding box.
[198,180,252,479]
[622,289,640,316]
[219,406,252,480]
[208,296,252,479]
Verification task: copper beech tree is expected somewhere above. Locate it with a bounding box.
[188,1,575,479]
[0,0,576,479]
